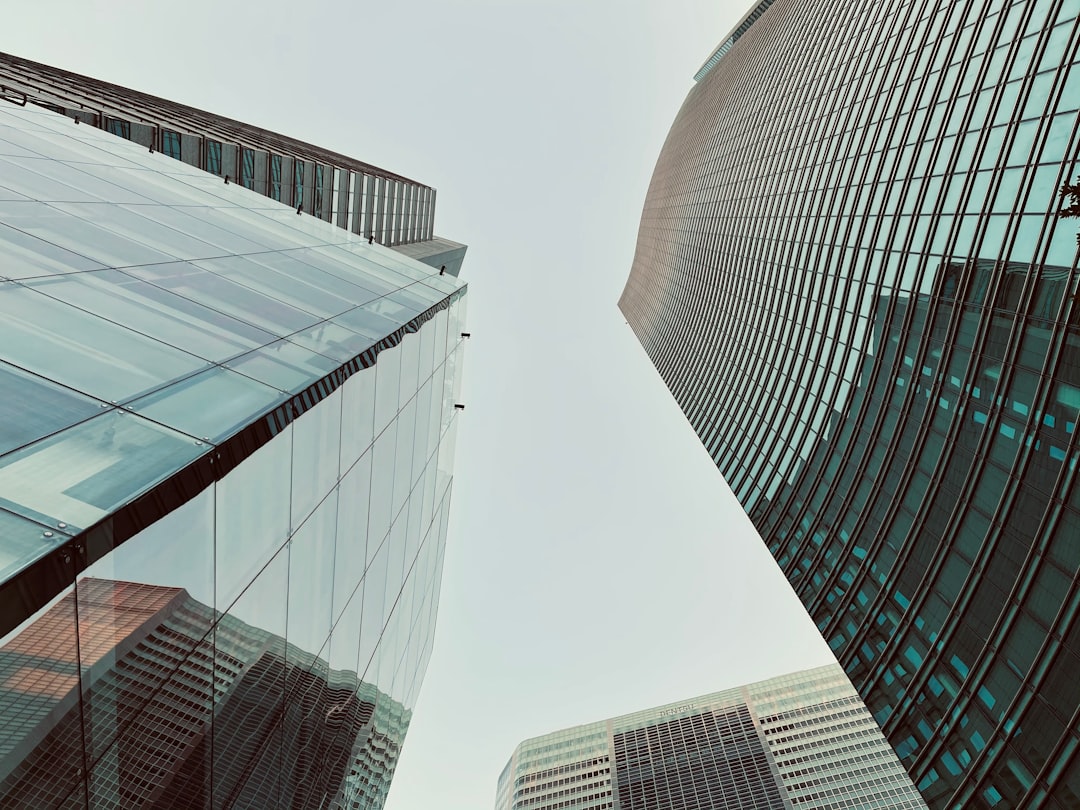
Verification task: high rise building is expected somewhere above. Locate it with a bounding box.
[0,61,465,808]
[619,0,1080,806]
[495,665,927,810]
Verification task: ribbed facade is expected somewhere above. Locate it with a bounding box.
[495,665,926,810]
[619,0,1080,807]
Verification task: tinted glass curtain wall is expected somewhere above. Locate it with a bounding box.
[0,98,466,809]
[619,0,1080,807]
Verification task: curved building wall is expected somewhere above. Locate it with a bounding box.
[620,0,1080,807]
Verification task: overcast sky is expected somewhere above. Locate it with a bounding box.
[7,2,834,807]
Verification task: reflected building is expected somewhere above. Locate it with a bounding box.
[0,578,408,809]
[619,0,1080,806]
[495,665,927,810]
[0,64,465,809]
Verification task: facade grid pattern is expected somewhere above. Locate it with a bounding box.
[620,0,1080,806]
[496,665,925,810]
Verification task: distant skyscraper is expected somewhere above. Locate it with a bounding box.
[620,0,1080,806]
[496,665,927,810]
[0,61,465,808]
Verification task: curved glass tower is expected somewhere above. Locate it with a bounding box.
[620,0,1080,806]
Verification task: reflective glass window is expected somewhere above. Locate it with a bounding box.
[215,426,292,610]
[206,139,222,175]
[161,129,181,160]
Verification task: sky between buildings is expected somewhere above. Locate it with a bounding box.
[5,1,836,807]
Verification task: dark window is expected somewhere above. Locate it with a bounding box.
[161,130,181,160]
[314,165,324,218]
[107,118,130,139]
[270,155,282,201]
[206,140,222,175]
[242,148,255,190]
[294,161,305,208]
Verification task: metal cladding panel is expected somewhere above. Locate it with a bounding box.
[0,98,467,809]
[620,0,1080,806]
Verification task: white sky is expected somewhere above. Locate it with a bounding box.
[6,2,834,807]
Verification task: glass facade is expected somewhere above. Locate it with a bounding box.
[0,51,438,247]
[619,0,1080,806]
[0,92,466,808]
[495,665,926,810]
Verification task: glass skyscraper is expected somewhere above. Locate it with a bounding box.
[0,66,465,808]
[495,665,927,810]
[620,0,1080,806]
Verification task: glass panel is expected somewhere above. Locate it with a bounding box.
[373,344,401,437]
[304,245,413,295]
[0,508,72,587]
[0,219,106,280]
[0,409,205,532]
[287,489,337,662]
[175,204,303,254]
[340,365,376,475]
[291,387,342,530]
[0,282,207,402]
[335,450,372,621]
[0,576,86,808]
[78,489,215,808]
[22,268,276,363]
[327,566,363,697]
[126,261,319,338]
[0,157,120,204]
[357,536,388,679]
[47,201,225,262]
[195,254,349,318]
[418,316,436,388]
[128,366,286,443]
[333,305,401,341]
[392,399,417,519]
[215,425,293,610]
[211,546,289,808]
[368,421,397,551]
[115,203,270,255]
[289,321,375,363]
[0,360,103,456]
[397,332,421,411]
[240,250,384,306]
[226,339,338,395]
[412,379,434,487]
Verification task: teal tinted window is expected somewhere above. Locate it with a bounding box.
[270,154,282,201]
[161,129,181,160]
[206,139,222,175]
[241,148,255,189]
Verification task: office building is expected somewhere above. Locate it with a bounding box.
[496,664,927,810]
[0,64,465,808]
[619,0,1080,806]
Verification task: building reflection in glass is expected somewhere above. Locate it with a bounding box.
[0,93,465,809]
[0,578,412,808]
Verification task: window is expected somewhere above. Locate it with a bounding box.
[294,161,305,208]
[206,140,222,175]
[270,154,282,201]
[242,148,255,189]
[161,129,181,160]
